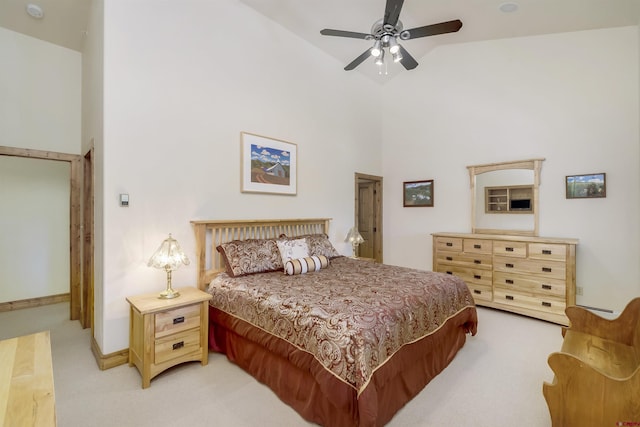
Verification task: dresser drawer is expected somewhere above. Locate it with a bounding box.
[155,304,201,338]
[467,284,493,303]
[154,329,201,365]
[493,241,527,258]
[494,256,566,280]
[437,265,493,287]
[435,237,462,252]
[494,289,566,316]
[528,243,567,262]
[494,271,566,297]
[436,252,492,270]
[463,239,493,254]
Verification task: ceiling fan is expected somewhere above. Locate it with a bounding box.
[320,0,462,72]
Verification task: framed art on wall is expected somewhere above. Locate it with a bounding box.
[241,132,297,195]
[403,180,434,207]
[565,173,606,199]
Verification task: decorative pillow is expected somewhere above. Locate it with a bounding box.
[276,238,310,266]
[302,234,341,259]
[284,255,329,275]
[216,239,283,277]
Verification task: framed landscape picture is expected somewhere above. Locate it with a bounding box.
[403,180,434,207]
[241,132,297,195]
[565,173,606,199]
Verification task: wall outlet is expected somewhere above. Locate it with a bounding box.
[576,286,584,296]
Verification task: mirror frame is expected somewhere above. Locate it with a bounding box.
[467,158,545,236]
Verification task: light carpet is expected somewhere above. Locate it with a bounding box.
[0,303,563,426]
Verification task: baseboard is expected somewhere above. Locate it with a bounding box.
[0,293,70,312]
[90,336,129,370]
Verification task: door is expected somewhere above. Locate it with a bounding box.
[82,147,94,330]
[355,173,383,262]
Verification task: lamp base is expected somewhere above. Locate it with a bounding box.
[159,288,180,299]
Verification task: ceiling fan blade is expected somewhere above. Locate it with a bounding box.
[320,29,372,39]
[383,0,405,27]
[344,49,372,71]
[402,20,463,39]
[398,45,418,70]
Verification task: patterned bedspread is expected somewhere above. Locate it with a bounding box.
[208,256,476,394]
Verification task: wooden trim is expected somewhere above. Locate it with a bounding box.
[0,293,70,312]
[90,336,129,370]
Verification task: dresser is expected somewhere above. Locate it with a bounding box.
[127,287,212,388]
[433,232,578,325]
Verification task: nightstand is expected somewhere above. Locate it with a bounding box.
[127,287,212,388]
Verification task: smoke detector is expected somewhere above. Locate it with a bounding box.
[499,2,519,13]
[26,3,44,19]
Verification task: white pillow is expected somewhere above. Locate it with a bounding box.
[285,255,329,275]
[276,238,309,266]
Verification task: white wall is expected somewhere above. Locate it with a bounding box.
[0,27,81,154]
[0,27,81,303]
[0,157,70,302]
[382,27,640,313]
[98,0,382,353]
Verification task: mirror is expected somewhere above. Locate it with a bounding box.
[467,159,544,236]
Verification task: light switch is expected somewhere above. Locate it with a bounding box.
[120,194,129,207]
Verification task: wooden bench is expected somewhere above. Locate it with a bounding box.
[0,331,56,426]
[543,298,640,426]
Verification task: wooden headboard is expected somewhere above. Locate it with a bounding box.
[190,218,331,290]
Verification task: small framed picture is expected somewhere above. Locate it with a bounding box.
[241,132,297,195]
[565,173,606,199]
[403,180,434,207]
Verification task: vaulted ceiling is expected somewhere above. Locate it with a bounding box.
[2,0,638,83]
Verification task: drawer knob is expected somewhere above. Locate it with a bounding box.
[542,302,552,308]
[542,249,552,255]
[173,316,185,325]
[506,295,514,301]
[446,242,453,247]
[446,256,453,261]
[474,274,481,280]
[542,267,552,273]
[446,271,453,275]
[506,279,514,285]
[474,244,481,249]
[505,247,514,252]
[474,290,481,294]
[506,263,514,268]
[172,341,185,350]
[542,284,552,290]
[474,259,481,264]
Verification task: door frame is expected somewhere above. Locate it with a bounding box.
[0,146,83,321]
[354,173,383,262]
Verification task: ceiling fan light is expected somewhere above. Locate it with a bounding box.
[388,37,400,54]
[393,50,403,63]
[375,49,385,66]
[370,40,382,57]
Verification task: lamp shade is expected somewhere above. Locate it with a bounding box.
[148,234,190,270]
[345,227,365,245]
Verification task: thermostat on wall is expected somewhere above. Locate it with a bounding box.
[120,194,129,207]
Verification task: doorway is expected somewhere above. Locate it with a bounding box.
[354,173,383,262]
[0,146,84,322]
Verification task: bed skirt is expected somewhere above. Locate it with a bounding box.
[209,305,477,427]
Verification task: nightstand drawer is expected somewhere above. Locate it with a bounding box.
[155,304,200,338]
[155,329,201,364]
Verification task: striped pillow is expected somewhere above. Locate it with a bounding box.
[284,255,329,275]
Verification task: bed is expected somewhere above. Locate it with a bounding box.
[191,218,478,427]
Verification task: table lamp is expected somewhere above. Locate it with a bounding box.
[345,226,365,258]
[147,234,190,299]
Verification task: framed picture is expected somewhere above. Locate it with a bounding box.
[403,180,434,207]
[241,132,297,195]
[565,173,606,199]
